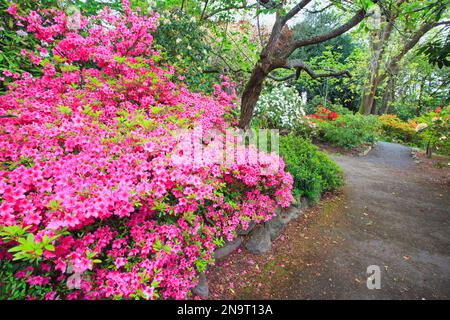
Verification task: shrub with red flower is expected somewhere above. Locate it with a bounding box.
[0,2,293,300]
[310,106,339,121]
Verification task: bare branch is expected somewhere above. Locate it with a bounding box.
[267,58,351,83]
[256,2,265,47]
[209,49,247,74]
[267,73,297,81]
[436,20,450,26]
[204,67,246,75]
[283,59,352,79]
[305,2,333,14]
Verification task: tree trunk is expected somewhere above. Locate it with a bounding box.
[426,140,433,158]
[361,59,381,115]
[380,76,396,114]
[380,80,392,114]
[371,92,378,114]
[361,8,389,115]
[369,13,440,117]
[361,75,383,115]
[238,63,269,129]
[415,79,424,116]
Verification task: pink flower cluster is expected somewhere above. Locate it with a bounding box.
[0,2,293,300]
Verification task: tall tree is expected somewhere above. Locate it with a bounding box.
[360,0,449,115]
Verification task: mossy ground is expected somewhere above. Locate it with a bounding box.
[208,192,347,299]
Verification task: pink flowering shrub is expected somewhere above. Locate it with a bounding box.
[0,2,293,300]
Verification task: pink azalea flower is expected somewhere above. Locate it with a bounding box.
[6,4,18,17]
[27,276,50,286]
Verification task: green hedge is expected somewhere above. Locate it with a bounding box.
[279,135,344,203]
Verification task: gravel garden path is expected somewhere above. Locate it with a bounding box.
[209,142,450,299]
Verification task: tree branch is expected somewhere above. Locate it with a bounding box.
[209,49,247,74]
[305,3,333,14]
[200,0,210,21]
[281,0,313,25]
[267,73,297,81]
[283,59,352,79]
[381,20,450,81]
[256,2,265,47]
[290,8,368,51]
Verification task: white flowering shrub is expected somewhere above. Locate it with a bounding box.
[254,84,306,129]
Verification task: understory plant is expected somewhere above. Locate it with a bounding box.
[0,2,293,300]
[253,84,306,129]
[310,107,339,121]
[314,114,380,149]
[415,106,450,157]
[379,108,449,156]
[379,114,418,143]
[279,135,343,203]
[304,95,353,116]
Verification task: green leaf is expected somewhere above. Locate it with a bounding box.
[44,244,55,251]
[26,233,35,243]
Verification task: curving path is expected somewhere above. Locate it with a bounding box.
[214,142,450,300]
[282,142,450,299]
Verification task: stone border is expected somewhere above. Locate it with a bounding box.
[192,196,312,299]
[358,144,372,157]
[410,147,422,163]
